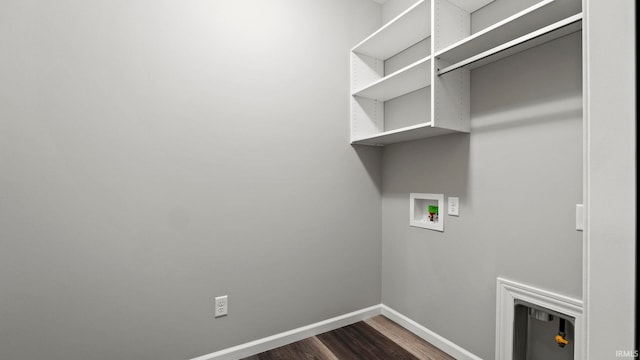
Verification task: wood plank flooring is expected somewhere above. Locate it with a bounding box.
[241,315,455,360]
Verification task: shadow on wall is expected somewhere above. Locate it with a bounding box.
[353,145,383,194]
[470,32,582,135]
[471,94,582,134]
[380,132,471,200]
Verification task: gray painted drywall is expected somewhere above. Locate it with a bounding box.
[381,0,417,23]
[380,1,583,357]
[583,0,636,358]
[0,1,382,359]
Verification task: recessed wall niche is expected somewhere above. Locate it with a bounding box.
[410,193,444,231]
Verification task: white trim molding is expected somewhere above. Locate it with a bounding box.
[582,0,636,359]
[192,304,483,360]
[381,305,483,360]
[191,305,380,360]
[495,277,584,360]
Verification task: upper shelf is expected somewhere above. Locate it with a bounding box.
[438,13,582,75]
[435,0,582,67]
[352,56,432,101]
[351,0,431,60]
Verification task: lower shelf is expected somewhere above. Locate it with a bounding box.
[351,123,464,146]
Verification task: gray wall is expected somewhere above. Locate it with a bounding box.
[380,1,583,358]
[0,1,383,359]
[381,0,417,23]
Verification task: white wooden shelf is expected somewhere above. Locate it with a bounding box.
[446,0,496,12]
[351,123,459,146]
[438,13,582,75]
[351,0,430,60]
[353,57,432,101]
[435,0,581,66]
[350,0,581,146]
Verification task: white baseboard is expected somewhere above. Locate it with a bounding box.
[192,304,483,360]
[381,305,484,360]
[191,305,380,360]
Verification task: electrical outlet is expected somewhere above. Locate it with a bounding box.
[215,295,228,317]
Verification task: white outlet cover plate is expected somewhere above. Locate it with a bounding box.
[215,295,228,317]
[448,197,459,216]
[576,204,584,231]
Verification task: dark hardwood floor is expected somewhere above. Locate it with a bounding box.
[241,315,455,360]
